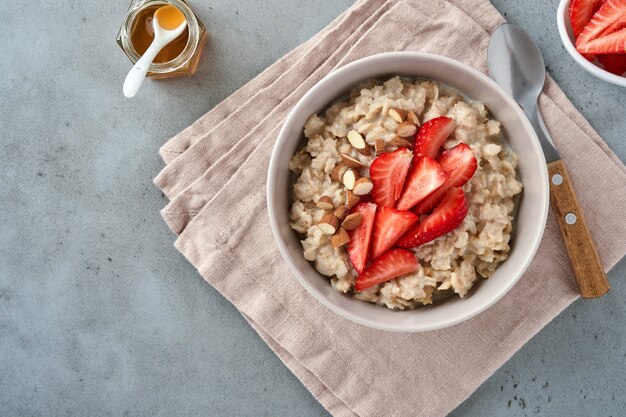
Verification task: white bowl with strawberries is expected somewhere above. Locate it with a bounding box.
[267,52,549,332]
[558,0,626,86]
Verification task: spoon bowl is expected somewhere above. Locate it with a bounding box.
[488,23,559,163]
[487,23,545,110]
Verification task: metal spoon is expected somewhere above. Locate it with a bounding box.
[488,23,609,298]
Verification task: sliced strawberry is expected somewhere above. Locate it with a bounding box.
[397,187,468,248]
[569,0,606,38]
[412,143,477,215]
[370,207,419,259]
[438,143,478,187]
[413,185,448,215]
[578,27,626,53]
[347,202,377,274]
[396,157,448,211]
[414,116,456,161]
[354,249,420,291]
[598,53,626,74]
[576,0,626,48]
[370,148,412,208]
[599,12,626,35]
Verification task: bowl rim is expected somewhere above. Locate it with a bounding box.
[267,51,549,332]
[556,0,626,87]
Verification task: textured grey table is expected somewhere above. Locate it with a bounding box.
[1,1,625,416]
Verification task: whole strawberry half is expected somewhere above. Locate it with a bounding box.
[569,0,606,38]
[414,116,456,161]
[576,0,626,53]
[413,143,477,215]
[347,202,377,274]
[354,248,420,291]
[370,148,412,208]
[370,207,419,260]
[397,187,468,248]
[396,156,448,211]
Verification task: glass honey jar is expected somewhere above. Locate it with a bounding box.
[117,0,207,79]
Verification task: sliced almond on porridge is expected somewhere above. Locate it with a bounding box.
[356,122,373,134]
[331,163,348,182]
[393,136,413,149]
[374,138,385,156]
[397,121,418,138]
[407,111,420,126]
[318,213,340,235]
[342,168,358,190]
[347,130,366,148]
[316,196,334,211]
[331,227,351,248]
[333,205,349,221]
[352,177,373,196]
[347,130,371,156]
[438,279,452,290]
[340,153,364,169]
[341,212,363,230]
[356,146,371,156]
[346,191,360,208]
[388,108,406,123]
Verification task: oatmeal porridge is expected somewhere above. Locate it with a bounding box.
[288,76,523,310]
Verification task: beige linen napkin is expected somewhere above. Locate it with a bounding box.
[155,1,626,416]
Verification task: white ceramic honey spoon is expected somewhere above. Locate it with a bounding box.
[123,5,187,98]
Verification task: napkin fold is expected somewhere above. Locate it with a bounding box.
[154,1,626,416]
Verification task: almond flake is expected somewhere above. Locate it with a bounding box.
[347,130,371,156]
[330,163,348,183]
[342,168,358,190]
[352,177,373,196]
[333,206,349,221]
[356,145,371,156]
[318,213,339,235]
[393,136,413,149]
[388,108,407,123]
[407,111,420,126]
[346,191,360,208]
[340,153,364,169]
[374,138,385,156]
[397,121,417,138]
[331,227,351,248]
[347,130,366,149]
[356,122,373,134]
[341,212,362,230]
[316,196,334,211]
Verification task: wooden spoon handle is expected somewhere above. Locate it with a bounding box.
[547,159,609,298]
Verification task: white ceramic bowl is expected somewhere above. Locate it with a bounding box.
[267,52,549,332]
[557,0,626,87]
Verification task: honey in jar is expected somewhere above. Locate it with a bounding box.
[117,0,208,79]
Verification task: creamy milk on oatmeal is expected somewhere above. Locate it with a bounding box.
[288,76,523,310]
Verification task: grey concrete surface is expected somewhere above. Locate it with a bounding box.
[1,0,624,416]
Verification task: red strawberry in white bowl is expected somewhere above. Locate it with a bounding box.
[557,0,626,85]
[347,202,377,274]
[396,157,448,211]
[354,248,421,292]
[413,143,477,215]
[369,148,412,208]
[397,187,469,249]
[369,207,419,259]
[414,116,456,161]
